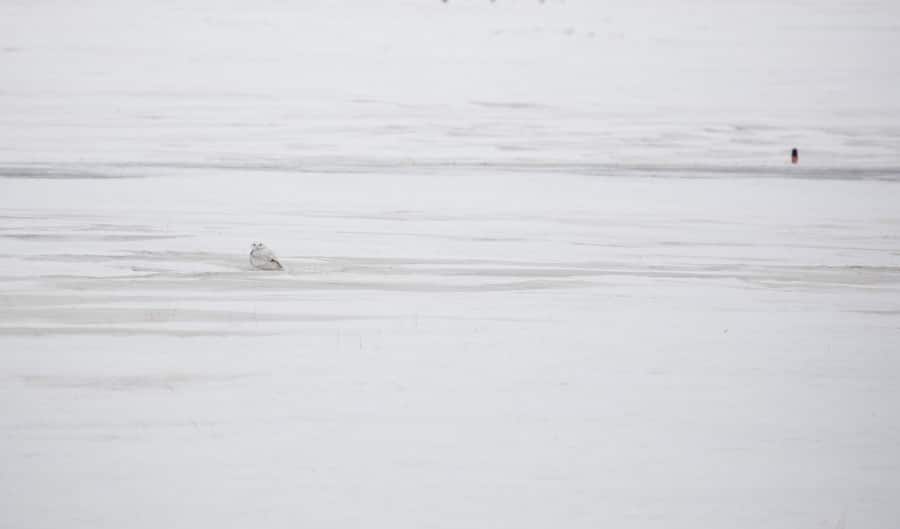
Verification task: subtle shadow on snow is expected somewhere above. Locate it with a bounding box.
[18,372,254,391]
[3,159,898,181]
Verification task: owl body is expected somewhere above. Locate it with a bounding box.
[250,242,283,270]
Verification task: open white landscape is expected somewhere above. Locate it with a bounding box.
[1,1,899,528]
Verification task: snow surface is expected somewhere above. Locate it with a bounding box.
[1,1,900,528]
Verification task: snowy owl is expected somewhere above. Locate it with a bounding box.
[249,242,283,270]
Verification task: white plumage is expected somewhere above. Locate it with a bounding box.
[249,242,283,270]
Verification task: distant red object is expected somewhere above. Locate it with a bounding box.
[791,148,799,164]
